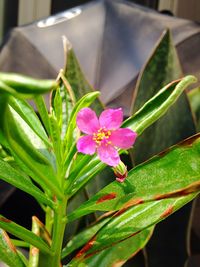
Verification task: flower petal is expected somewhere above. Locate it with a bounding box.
[76,108,100,134]
[99,108,123,130]
[77,135,96,155]
[97,144,120,166]
[110,128,137,149]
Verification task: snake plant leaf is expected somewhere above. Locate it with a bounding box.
[0,229,25,267]
[0,72,56,95]
[188,87,200,131]
[50,78,74,141]
[67,227,154,267]
[68,134,200,221]
[0,159,54,208]
[64,40,104,114]
[3,104,63,199]
[0,215,52,255]
[129,29,196,164]
[71,193,197,260]
[132,30,182,113]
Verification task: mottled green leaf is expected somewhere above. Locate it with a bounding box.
[62,217,110,259]
[70,194,197,260]
[129,29,196,164]
[65,41,103,114]
[68,134,200,221]
[50,70,76,143]
[0,229,25,267]
[68,227,153,267]
[132,30,182,112]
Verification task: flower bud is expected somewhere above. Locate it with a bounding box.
[113,161,128,183]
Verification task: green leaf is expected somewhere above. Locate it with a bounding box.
[0,215,52,255]
[0,94,9,146]
[8,96,51,148]
[70,193,197,260]
[188,87,200,131]
[3,104,63,199]
[0,229,25,267]
[0,72,56,95]
[0,158,54,208]
[66,157,104,197]
[64,41,103,114]
[0,144,9,159]
[34,95,51,135]
[17,250,29,266]
[123,75,196,135]
[50,80,73,141]
[49,113,62,166]
[29,217,40,267]
[68,227,153,267]
[68,134,200,221]
[0,81,18,95]
[51,87,63,125]
[50,69,77,146]
[62,217,110,259]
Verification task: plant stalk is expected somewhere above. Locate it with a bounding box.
[41,197,68,267]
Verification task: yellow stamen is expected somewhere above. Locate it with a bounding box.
[93,127,111,147]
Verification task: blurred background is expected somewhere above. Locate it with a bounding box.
[0,1,200,267]
[1,0,200,45]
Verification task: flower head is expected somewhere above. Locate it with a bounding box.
[76,108,137,166]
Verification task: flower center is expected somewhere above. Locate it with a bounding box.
[93,127,111,147]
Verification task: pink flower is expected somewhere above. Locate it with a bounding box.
[76,108,137,166]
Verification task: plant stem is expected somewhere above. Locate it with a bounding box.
[42,197,68,267]
[29,217,40,267]
[45,206,53,234]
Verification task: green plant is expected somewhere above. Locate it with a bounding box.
[0,30,199,267]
